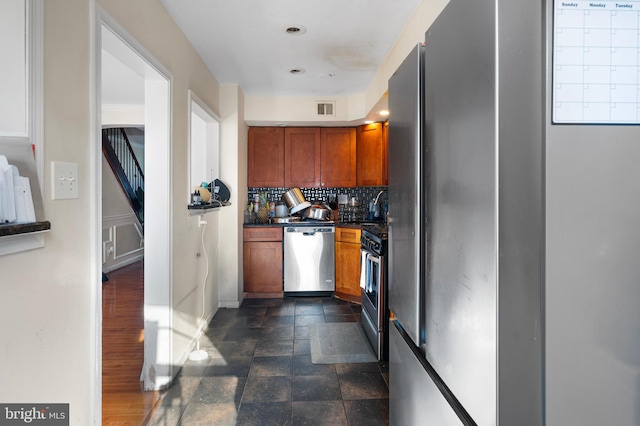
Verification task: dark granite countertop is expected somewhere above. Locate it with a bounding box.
[0,221,51,237]
[243,220,384,229]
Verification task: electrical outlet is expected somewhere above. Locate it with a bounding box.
[51,161,79,200]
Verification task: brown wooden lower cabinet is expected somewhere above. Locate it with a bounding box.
[335,227,362,303]
[243,227,283,297]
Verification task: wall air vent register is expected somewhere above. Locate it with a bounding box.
[316,101,335,116]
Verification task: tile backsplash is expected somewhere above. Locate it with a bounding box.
[247,186,388,222]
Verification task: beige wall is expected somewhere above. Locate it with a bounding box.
[98,0,230,391]
[0,0,231,423]
[0,0,95,423]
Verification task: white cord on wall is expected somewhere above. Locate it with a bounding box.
[189,215,209,361]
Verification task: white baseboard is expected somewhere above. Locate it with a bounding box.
[102,254,143,274]
[219,300,240,308]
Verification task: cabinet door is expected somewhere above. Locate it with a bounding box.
[248,127,284,187]
[335,240,362,298]
[356,123,385,186]
[243,241,283,293]
[321,128,356,187]
[335,227,362,301]
[382,121,389,185]
[284,127,321,188]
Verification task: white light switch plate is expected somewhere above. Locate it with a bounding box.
[51,161,79,200]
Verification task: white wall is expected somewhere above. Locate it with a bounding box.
[219,84,247,307]
[101,105,144,127]
[0,0,28,135]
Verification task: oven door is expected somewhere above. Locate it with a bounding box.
[361,249,383,329]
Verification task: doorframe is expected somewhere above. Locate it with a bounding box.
[91,4,174,421]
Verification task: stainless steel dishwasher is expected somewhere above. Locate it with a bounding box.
[284,225,335,294]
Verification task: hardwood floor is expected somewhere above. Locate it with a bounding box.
[102,261,161,425]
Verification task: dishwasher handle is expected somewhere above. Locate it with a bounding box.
[286,227,335,235]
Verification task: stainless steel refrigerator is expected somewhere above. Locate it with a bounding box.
[389,0,640,425]
[388,0,543,424]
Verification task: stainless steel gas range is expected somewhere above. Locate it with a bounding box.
[360,223,389,361]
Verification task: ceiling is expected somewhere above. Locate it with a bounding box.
[159,0,422,98]
[102,0,426,125]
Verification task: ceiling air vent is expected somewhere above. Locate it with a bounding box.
[316,101,335,117]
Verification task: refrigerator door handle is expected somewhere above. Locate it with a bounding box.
[387,224,393,296]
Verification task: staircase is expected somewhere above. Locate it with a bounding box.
[102,128,144,227]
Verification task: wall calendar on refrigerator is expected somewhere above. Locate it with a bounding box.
[553,0,640,124]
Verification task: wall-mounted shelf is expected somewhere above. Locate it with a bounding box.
[1,141,49,255]
[0,221,51,238]
[187,201,231,216]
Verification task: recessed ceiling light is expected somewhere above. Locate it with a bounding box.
[364,120,374,124]
[284,25,307,36]
[289,68,306,74]
[379,110,389,116]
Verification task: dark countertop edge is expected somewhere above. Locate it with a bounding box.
[187,201,231,210]
[0,221,51,238]
[243,221,383,229]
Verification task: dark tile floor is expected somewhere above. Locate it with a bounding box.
[147,297,389,425]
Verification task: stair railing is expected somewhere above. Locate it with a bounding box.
[102,128,144,226]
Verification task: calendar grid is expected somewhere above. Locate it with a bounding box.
[553,0,640,123]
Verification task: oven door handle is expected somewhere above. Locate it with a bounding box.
[360,249,368,289]
[360,249,381,293]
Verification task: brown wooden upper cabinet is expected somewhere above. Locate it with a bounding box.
[383,121,389,185]
[284,127,356,188]
[249,125,382,188]
[248,127,285,187]
[284,128,321,188]
[356,122,388,186]
[321,127,357,187]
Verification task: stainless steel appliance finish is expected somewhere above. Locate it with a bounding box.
[300,203,333,221]
[283,226,335,293]
[388,1,640,424]
[389,322,463,426]
[282,187,306,209]
[423,2,497,423]
[271,216,301,224]
[360,225,388,361]
[389,0,543,424]
[387,43,424,348]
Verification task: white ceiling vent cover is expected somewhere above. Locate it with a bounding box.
[316,101,336,117]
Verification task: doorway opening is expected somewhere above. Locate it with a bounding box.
[98,13,173,412]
